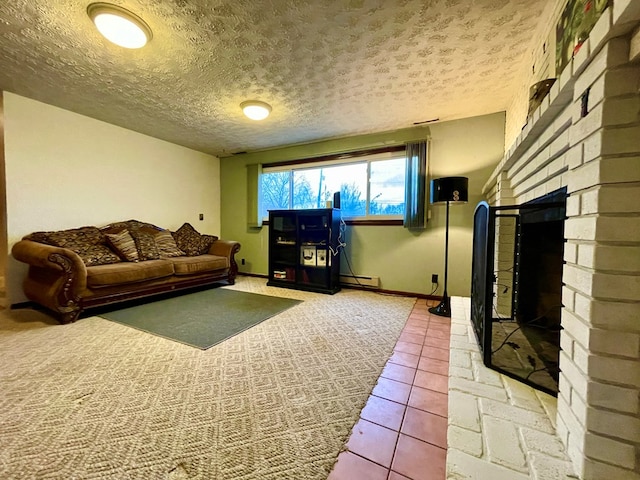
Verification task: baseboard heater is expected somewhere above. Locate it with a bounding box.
[339,274,380,288]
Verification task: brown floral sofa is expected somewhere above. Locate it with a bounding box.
[11,220,241,324]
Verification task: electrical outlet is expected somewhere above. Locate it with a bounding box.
[431,274,438,284]
[199,213,204,221]
[241,258,245,265]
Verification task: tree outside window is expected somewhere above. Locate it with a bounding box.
[260,154,406,220]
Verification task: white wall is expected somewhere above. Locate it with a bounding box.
[4,92,221,304]
[0,93,6,279]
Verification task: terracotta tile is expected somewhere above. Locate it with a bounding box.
[398,332,425,345]
[421,346,450,362]
[405,319,429,329]
[427,322,451,332]
[413,370,448,394]
[409,313,429,323]
[380,363,416,385]
[394,341,423,356]
[391,434,446,480]
[372,377,412,404]
[400,407,448,448]
[388,471,412,480]
[408,386,448,418]
[328,451,389,480]
[423,335,450,348]
[360,395,406,431]
[345,419,399,468]
[427,328,450,339]
[429,317,451,326]
[388,351,420,369]
[403,325,428,336]
[417,357,449,376]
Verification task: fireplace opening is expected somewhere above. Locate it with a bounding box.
[471,188,566,395]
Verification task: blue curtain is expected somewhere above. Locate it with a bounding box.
[404,141,428,229]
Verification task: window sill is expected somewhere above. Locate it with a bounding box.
[344,219,403,226]
[264,219,403,226]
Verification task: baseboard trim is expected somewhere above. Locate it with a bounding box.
[236,273,441,301]
[10,301,37,309]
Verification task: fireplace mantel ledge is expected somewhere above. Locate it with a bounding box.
[447,296,578,479]
[482,4,638,196]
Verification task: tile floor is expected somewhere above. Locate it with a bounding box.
[328,298,451,480]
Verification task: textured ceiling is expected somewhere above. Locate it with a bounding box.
[0,0,551,157]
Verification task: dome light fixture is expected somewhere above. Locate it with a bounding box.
[87,3,152,49]
[241,101,272,121]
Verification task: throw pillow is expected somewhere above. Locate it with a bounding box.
[32,226,121,266]
[77,245,123,267]
[106,230,139,262]
[130,229,160,261]
[199,234,219,255]
[45,226,104,248]
[172,223,204,256]
[154,230,185,258]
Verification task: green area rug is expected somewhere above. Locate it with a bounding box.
[99,287,302,349]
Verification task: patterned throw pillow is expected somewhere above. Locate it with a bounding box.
[29,226,121,266]
[130,229,160,261]
[106,230,139,262]
[154,230,185,258]
[171,223,205,256]
[199,234,218,254]
[77,245,123,267]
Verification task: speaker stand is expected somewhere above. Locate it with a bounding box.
[429,291,451,317]
[429,199,452,318]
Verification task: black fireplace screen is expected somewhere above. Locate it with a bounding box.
[471,188,567,396]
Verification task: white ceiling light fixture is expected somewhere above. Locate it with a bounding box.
[87,3,152,49]
[241,101,272,121]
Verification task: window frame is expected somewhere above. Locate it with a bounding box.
[261,145,407,225]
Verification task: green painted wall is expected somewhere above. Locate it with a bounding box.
[221,112,505,297]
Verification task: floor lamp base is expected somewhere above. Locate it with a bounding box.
[428,294,451,317]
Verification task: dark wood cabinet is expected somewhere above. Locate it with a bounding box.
[267,208,341,294]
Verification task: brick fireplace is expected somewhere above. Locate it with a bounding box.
[449,3,640,479]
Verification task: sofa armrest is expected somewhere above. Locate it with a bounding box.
[208,239,240,258]
[12,240,87,275]
[11,240,88,322]
[208,240,241,284]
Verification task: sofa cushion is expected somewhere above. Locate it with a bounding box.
[172,223,218,256]
[86,259,174,288]
[26,226,121,267]
[170,254,228,276]
[106,230,139,262]
[154,230,185,258]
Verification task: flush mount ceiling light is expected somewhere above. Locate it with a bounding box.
[241,101,272,120]
[87,3,152,49]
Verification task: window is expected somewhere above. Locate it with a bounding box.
[260,149,407,221]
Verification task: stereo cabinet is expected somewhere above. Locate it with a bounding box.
[267,208,341,294]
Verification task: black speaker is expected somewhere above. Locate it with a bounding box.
[430,177,468,204]
[333,191,341,209]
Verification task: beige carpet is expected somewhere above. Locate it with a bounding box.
[0,277,415,479]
